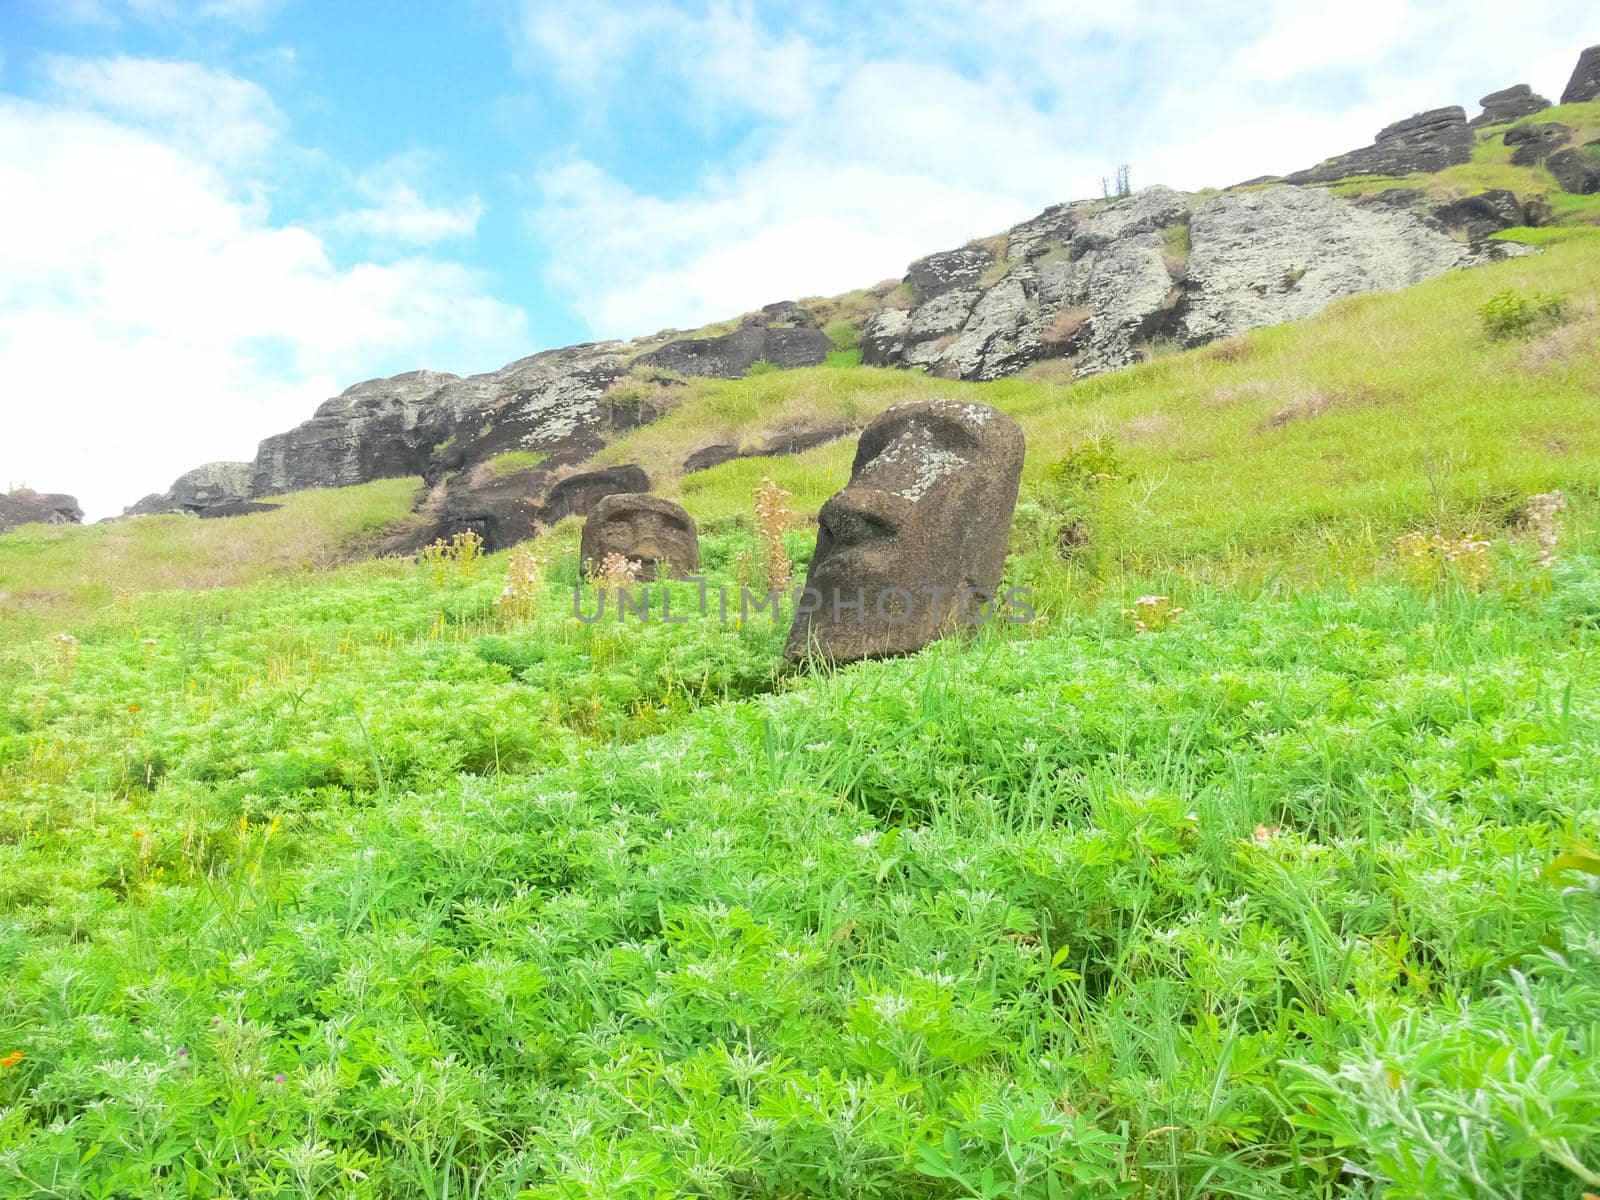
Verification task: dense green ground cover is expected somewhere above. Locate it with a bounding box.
[2,509,1599,1196]
[3,190,1600,1197]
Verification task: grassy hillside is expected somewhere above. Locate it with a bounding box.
[600,227,1600,576]
[0,478,419,635]
[3,191,1600,1196]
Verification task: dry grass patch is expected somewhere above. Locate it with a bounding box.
[1040,307,1093,346]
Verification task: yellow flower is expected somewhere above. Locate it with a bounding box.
[0,1052,22,1069]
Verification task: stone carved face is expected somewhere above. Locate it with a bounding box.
[580,493,700,581]
[786,399,1024,662]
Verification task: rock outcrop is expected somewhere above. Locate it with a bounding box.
[786,400,1024,663]
[1283,107,1475,186]
[1561,45,1600,104]
[580,493,700,581]
[1505,122,1600,195]
[253,370,459,498]
[636,324,832,379]
[1179,187,1477,345]
[1471,85,1550,127]
[1432,189,1526,239]
[0,489,83,533]
[682,423,850,474]
[864,183,1504,381]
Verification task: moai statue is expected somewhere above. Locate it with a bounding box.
[785,399,1024,663]
[580,493,701,582]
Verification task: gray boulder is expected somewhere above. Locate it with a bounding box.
[1562,45,1600,104]
[1433,189,1525,239]
[1471,84,1550,127]
[635,324,831,379]
[0,489,83,533]
[171,461,255,512]
[1180,187,1471,346]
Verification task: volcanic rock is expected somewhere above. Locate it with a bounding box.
[1561,45,1600,104]
[635,325,832,379]
[0,489,83,533]
[1471,84,1550,127]
[1283,107,1475,186]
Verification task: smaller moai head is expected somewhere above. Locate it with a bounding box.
[580,493,701,581]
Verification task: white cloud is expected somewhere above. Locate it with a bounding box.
[519,0,1600,338]
[327,154,487,248]
[0,77,530,519]
[509,0,824,120]
[331,185,485,246]
[43,54,287,169]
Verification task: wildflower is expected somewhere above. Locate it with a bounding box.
[593,552,642,588]
[176,1046,189,1059]
[753,478,793,591]
[1527,490,1566,568]
[1124,594,1185,633]
[0,1052,22,1069]
[274,1073,287,1083]
[127,704,140,714]
[496,542,549,620]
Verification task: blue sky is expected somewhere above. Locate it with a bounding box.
[2,0,1597,517]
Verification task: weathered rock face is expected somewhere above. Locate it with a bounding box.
[1561,45,1600,104]
[171,462,255,512]
[1471,84,1550,127]
[420,345,631,484]
[0,489,83,533]
[681,423,850,474]
[863,187,1190,381]
[636,324,832,379]
[253,370,458,498]
[580,493,700,581]
[1180,187,1476,345]
[1506,122,1600,194]
[865,183,1502,382]
[1433,189,1525,240]
[786,400,1024,664]
[1283,107,1475,186]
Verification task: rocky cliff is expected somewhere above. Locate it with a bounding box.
[118,45,1600,556]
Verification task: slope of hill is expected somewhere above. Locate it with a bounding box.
[88,52,1600,563]
[3,47,1600,1200]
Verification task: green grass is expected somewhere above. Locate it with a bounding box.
[0,477,421,635]
[2,518,1599,1197]
[4,151,1600,1199]
[483,450,549,476]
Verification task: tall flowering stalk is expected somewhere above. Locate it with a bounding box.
[754,478,792,592]
[1527,491,1567,568]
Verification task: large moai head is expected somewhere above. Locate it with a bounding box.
[580,493,700,581]
[785,399,1025,663]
